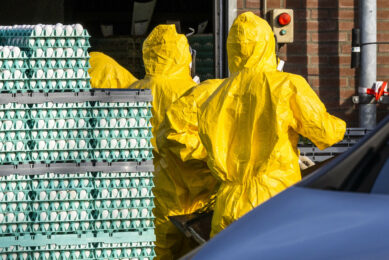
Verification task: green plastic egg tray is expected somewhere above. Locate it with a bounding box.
[26,67,89,79]
[28,58,90,70]
[27,80,91,92]
[0,29,90,47]
[0,241,155,260]
[0,53,28,70]
[24,47,89,59]
[0,100,153,164]
[0,28,90,38]
[0,171,154,237]
[3,37,91,49]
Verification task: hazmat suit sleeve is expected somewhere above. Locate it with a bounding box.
[289,75,346,150]
[165,92,206,161]
[88,52,138,88]
[164,79,224,162]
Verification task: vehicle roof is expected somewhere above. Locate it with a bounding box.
[193,186,389,260]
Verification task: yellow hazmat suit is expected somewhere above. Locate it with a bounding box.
[198,12,347,237]
[88,52,138,88]
[151,79,224,259]
[129,24,198,259]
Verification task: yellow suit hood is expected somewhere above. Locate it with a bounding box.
[130,24,196,148]
[227,12,278,74]
[143,24,192,78]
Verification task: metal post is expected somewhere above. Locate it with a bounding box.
[222,0,229,77]
[359,0,377,128]
[214,0,223,78]
[261,0,267,19]
[214,0,231,78]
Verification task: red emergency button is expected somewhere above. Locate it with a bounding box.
[278,13,291,26]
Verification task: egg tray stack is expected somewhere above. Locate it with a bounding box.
[0,99,153,165]
[0,89,155,260]
[0,170,155,260]
[0,24,91,92]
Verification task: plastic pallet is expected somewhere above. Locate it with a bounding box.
[0,241,155,260]
[0,89,152,105]
[0,161,154,176]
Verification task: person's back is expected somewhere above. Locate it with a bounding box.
[198,12,346,237]
[130,24,196,142]
[130,24,197,259]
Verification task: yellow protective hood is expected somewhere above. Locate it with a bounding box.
[198,12,346,237]
[130,24,195,151]
[227,12,278,74]
[143,24,192,78]
[88,52,138,88]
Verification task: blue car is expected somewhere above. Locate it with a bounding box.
[184,115,389,259]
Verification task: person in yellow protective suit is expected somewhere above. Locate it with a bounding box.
[129,24,199,260]
[150,79,224,258]
[198,12,347,237]
[88,52,138,88]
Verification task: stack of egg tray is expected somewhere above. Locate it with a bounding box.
[0,47,28,93]
[0,167,155,260]
[0,90,155,259]
[0,91,153,165]
[0,25,91,92]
